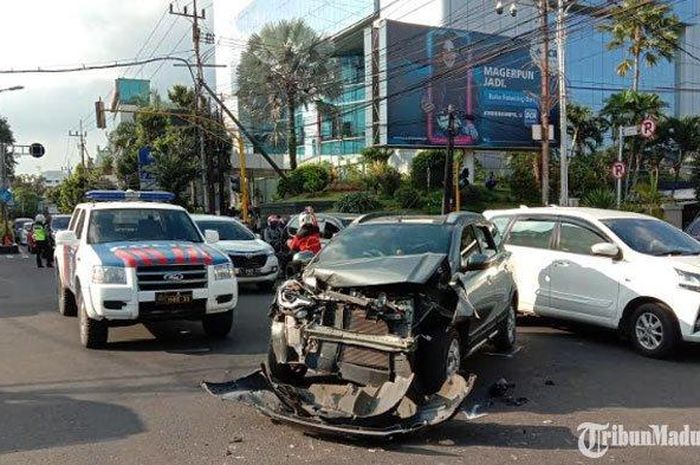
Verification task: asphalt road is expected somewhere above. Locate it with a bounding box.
[2,253,700,465]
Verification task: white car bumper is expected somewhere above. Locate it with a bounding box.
[671,289,700,342]
[83,267,238,321]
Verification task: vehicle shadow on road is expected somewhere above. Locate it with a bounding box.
[0,390,143,455]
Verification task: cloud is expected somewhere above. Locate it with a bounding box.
[0,0,213,175]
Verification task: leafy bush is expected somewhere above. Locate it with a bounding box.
[277,163,332,197]
[411,150,446,190]
[507,152,540,204]
[423,190,444,214]
[334,192,382,213]
[581,188,616,209]
[364,163,401,196]
[361,147,393,164]
[394,185,422,209]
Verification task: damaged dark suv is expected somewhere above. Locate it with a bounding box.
[205,212,517,436]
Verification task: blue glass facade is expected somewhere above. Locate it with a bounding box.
[567,0,698,114]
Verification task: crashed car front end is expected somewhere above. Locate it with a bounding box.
[204,265,476,437]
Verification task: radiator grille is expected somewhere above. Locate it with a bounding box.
[136,264,207,291]
[339,308,391,370]
[229,254,267,269]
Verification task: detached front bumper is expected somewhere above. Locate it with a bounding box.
[203,367,475,438]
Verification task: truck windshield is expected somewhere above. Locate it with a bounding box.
[87,209,203,244]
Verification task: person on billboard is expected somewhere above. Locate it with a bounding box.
[427,29,479,145]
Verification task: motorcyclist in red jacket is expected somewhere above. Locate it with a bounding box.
[287,208,321,255]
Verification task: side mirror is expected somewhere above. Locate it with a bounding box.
[463,253,490,271]
[591,242,620,259]
[204,229,220,244]
[255,233,262,240]
[292,250,315,268]
[55,230,77,245]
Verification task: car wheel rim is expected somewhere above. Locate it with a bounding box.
[446,338,460,378]
[635,312,664,351]
[507,306,516,344]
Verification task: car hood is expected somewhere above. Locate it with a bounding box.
[307,253,446,288]
[213,239,272,255]
[664,254,700,272]
[92,240,229,267]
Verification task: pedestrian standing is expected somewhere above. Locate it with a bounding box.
[32,214,53,268]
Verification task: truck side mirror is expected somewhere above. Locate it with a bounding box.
[204,229,220,244]
[55,230,77,245]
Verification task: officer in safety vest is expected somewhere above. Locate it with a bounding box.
[32,214,53,268]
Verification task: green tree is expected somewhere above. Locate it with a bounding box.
[149,127,200,208]
[567,102,604,157]
[237,19,341,169]
[600,90,667,192]
[599,0,681,91]
[53,165,115,213]
[0,115,16,179]
[653,116,700,197]
[109,121,140,189]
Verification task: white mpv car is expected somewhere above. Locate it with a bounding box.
[484,207,700,358]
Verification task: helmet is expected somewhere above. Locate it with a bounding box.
[35,214,45,224]
[299,207,317,227]
[267,214,281,227]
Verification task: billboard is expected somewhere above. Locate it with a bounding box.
[383,20,557,149]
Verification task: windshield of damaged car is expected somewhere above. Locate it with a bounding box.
[314,223,452,263]
[602,218,700,256]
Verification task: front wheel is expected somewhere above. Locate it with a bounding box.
[629,303,679,358]
[202,309,233,339]
[415,328,461,395]
[78,291,108,349]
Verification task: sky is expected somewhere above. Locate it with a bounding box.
[0,0,250,176]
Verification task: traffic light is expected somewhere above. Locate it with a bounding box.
[95,99,106,129]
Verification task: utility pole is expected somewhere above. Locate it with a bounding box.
[170,1,209,212]
[556,0,569,206]
[68,119,87,168]
[539,0,551,206]
[442,105,456,215]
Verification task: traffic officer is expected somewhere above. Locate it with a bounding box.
[32,214,53,268]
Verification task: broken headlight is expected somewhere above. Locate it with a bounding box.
[277,280,315,311]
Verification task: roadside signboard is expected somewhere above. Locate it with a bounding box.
[0,188,12,204]
[611,161,626,179]
[138,147,158,190]
[622,125,639,137]
[640,118,656,139]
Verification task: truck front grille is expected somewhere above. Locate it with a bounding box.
[136,264,207,291]
[229,254,267,269]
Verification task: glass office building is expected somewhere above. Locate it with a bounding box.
[216,0,700,167]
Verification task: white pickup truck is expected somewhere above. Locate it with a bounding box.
[54,190,238,349]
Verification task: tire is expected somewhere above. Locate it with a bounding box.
[57,271,77,317]
[415,327,461,395]
[202,309,233,339]
[629,303,679,359]
[493,299,517,352]
[78,290,108,349]
[267,344,307,384]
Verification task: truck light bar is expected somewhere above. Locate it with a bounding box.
[85,190,175,202]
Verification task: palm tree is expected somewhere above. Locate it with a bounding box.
[566,102,604,157]
[599,0,682,92]
[237,20,341,170]
[657,116,700,196]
